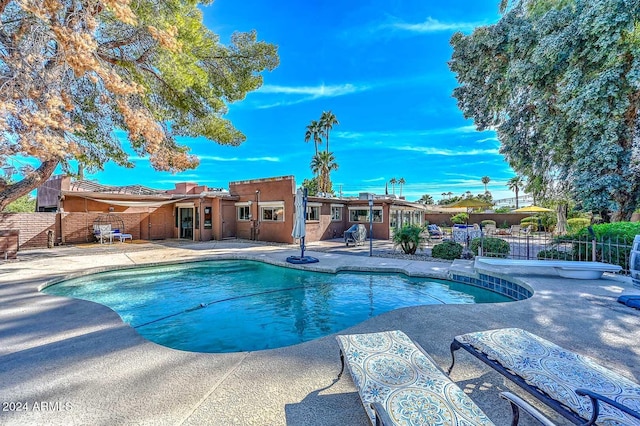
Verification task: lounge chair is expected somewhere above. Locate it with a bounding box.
[336,330,550,426]
[427,223,443,238]
[484,224,497,235]
[112,228,133,243]
[509,225,521,235]
[344,224,367,246]
[448,328,640,425]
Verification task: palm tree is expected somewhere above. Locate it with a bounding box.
[310,151,339,194]
[304,120,322,156]
[418,194,434,204]
[507,176,525,209]
[398,177,406,198]
[320,110,339,153]
[447,191,453,199]
[441,192,447,200]
[389,177,397,195]
[481,176,491,192]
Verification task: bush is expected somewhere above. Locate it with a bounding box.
[566,218,590,233]
[563,222,640,268]
[450,213,468,224]
[392,225,427,255]
[499,220,509,229]
[470,237,510,258]
[432,241,463,260]
[537,249,574,260]
[481,219,496,227]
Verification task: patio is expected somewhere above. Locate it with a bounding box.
[0,240,638,425]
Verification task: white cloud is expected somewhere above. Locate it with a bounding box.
[389,17,484,33]
[255,83,370,109]
[362,177,386,182]
[334,125,483,141]
[395,146,500,156]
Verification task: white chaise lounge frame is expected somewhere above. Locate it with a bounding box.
[475,256,622,279]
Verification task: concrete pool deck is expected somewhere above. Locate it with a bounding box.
[1,240,639,425]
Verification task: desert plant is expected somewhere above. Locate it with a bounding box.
[392,225,428,255]
[432,241,463,260]
[470,237,510,258]
[450,213,469,224]
[481,219,496,227]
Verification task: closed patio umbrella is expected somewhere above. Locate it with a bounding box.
[286,188,318,264]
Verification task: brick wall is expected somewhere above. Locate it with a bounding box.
[0,213,59,249]
[61,212,144,244]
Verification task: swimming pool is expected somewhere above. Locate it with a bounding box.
[42,260,511,353]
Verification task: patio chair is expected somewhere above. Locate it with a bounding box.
[427,224,443,238]
[93,224,112,244]
[509,224,521,235]
[484,224,497,235]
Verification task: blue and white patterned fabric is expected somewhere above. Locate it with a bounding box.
[337,330,495,426]
[455,328,640,425]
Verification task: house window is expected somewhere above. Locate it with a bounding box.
[349,208,383,223]
[306,206,320,221]
[261,207,284,221]
[331,206,342,221]
[237,206,250,221]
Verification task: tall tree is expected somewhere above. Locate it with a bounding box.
[481,176,491,192]
[389,177,397,195]
[449,0,640,221]
[0,0,279,210]
[310,151,338,194]
[418,194,434,204]
[398,177,406,198]
[319,110,339,153]
[507,176,524,209]
[304,120,323,156]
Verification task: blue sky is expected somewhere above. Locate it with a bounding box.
[71,1,518,202]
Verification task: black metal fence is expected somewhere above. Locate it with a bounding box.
[477,232,633,274]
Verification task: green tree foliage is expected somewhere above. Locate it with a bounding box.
[310,152,338,194]
[0,0,279,210]
[3,194,36,212]
[450,0,640,221]
[417,194,434,204]
[301,177,319,196]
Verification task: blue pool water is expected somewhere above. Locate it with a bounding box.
[42,260,511,353]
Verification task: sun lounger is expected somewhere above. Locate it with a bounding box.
[475,256,622,279]
[448,328,640,425]
[93,224,112,244]
[336,330,539,425]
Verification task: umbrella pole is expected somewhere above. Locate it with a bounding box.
[301,188,307,258]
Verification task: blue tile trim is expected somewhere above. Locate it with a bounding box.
[450,272,532,301]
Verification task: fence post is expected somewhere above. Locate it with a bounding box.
[592,239,596,262]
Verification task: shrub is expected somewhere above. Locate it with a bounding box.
[537,249,574,260]
[563,222,640,268]
[470,237,510,258]
[392,225,427,255]
[566,218,590,233]
[450,213,468,224]
[481,219,496,227]
[432,241,463,260]
[499,220,510,229]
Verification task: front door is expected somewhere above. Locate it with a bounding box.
[179,207,194,239]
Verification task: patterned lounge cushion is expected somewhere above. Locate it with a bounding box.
[337,330,495,426]
[455,328,640,425]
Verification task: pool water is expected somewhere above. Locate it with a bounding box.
[42,260,510,353]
